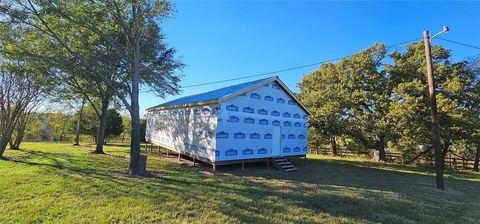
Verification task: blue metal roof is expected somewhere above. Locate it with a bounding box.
[148,77,276,110]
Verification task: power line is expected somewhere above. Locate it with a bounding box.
[435,37,480,50]
[386,37,423,49]
[181,56,349,88]
[181,37,423,89]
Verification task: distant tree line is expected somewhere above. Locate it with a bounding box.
[299,43,480,171]
[22,109,131,143]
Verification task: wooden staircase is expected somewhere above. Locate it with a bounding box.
[272,157,297,172]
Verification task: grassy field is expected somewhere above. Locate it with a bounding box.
[1,142,480,224]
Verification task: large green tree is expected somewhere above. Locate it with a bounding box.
[299,44,393,161]
[74,103,99,142]
[0,1,115,153]
[300,41,479,172]
[75,107,124,144]
[105,108,124,141]
[459,58,480,171]
[1,0,183,175]
[386,42,478,166]
[298,63,352,155]
[0,69,45,157]
[337,44,392,161]
[0,21,56,157]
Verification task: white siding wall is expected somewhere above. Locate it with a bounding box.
[215,82,308,161]
[146,105,218,162]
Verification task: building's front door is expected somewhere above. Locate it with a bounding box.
[272,126,281,156]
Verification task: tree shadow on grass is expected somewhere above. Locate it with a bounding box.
[159,166,416,223]
[6,150,109,176]
[312,156,480,181]
[210,158,480,223]
[6,147,480,224]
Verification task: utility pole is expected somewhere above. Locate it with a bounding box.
[423,29,445,190]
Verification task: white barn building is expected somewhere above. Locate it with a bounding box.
[145,76,310,170]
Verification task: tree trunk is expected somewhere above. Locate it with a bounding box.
[374,136,387,162]
[0,123,15,159]
[8,139,16,150]
[74,98,86,146]
[0,141,7,159]
[473,147,480,172]
[13,131,23,150]
[93,97,109,154]
[130,110,143,173]
[9,124,25,150]
[129,91,144,175]
[331,135,337,156]
[129,12,146,175]
[59,130,65,142]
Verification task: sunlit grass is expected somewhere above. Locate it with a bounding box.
[1,142,479,223]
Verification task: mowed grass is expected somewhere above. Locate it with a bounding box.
[1,142,480,224]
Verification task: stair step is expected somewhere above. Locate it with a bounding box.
[272,157,297,172]
[280,165,295,169]
[274,158,287,161]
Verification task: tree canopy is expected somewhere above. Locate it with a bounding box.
[299,42,480,169]
[0,0,184,174]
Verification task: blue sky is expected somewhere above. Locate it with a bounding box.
[140,0,480,114]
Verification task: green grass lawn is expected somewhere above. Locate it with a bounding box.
[1,142,480,224]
